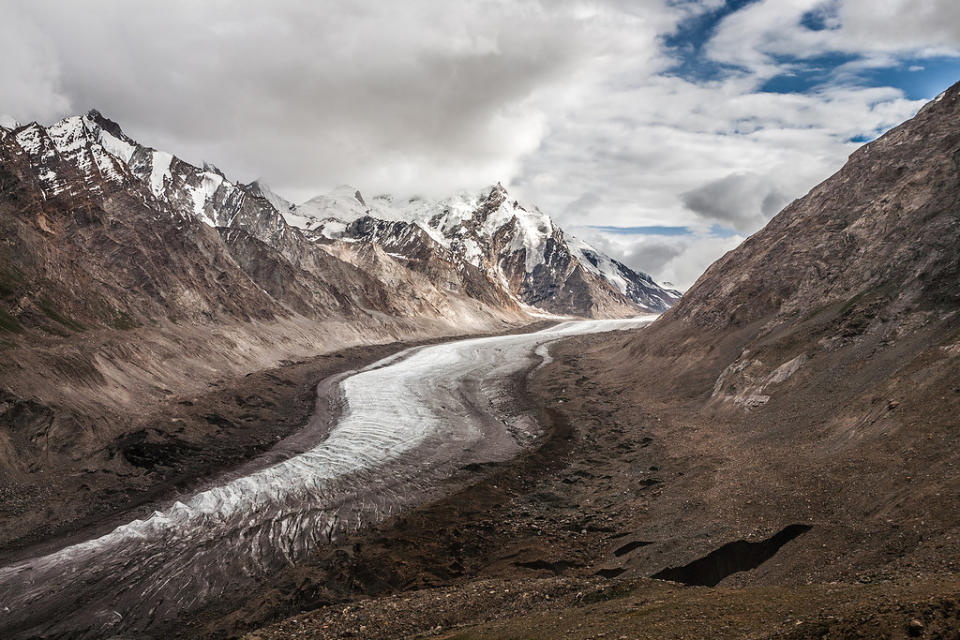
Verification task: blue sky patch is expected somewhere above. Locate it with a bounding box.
[662,0,761,82]
[587,225,692,236]
[857,56,960,100]
[709,224,740,238]
[762,54,960,100]
[664,1,960,101]
[799,5,838,32]
[758,52,860,94]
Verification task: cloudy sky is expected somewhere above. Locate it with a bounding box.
[2,0,960,288]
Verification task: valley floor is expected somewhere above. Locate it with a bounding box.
[3,320,955,639]
[226,326,958,640]
[0,322,553,564]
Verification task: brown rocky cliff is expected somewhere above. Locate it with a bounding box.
[604,81,960,399]
[670,83,960,337]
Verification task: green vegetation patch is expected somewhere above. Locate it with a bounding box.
[0,307,23,334]
[37,298,86,332]
[0,266,25,300]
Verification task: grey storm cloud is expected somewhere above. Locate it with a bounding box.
[0,0,589,200]
[682,172,791,232]
[576,231,684,279]
[618,240,686,276]
[562,192,603,217]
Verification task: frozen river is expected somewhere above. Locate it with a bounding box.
[0,317,653,638]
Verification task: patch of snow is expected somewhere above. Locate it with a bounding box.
[478,202,515,237]
[460,238,483,266]
[47,116,87,155]
[252,181,293,213]
[294,187,370,226]
[507,209,552,273]
[413,221,450,248]
[317,219,347,238]
[282,209,322,230]
[565,234,630,294]
[404,192,477,235]
[187,171,225,226]
[97,129,136,164]
[14,124,47,157]
[149,151,173,197]
[91,145,124,183]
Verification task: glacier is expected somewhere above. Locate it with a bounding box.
[0,317,654,639]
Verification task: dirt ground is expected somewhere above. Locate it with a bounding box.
[245,576,960,640]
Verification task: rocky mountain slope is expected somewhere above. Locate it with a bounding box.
[510,81,960,621]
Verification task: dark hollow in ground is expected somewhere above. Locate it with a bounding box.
[651,524,813,587]
[613,540,652,557]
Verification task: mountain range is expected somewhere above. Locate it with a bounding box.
[1,110,677,329]
[0,110,675,550]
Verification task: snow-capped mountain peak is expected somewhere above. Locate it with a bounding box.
[247,180,294,215]
[5,112,679,317]
[300,182,679,314]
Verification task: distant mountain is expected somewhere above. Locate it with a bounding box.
[294,183,679,316]
[0,110,479,335]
